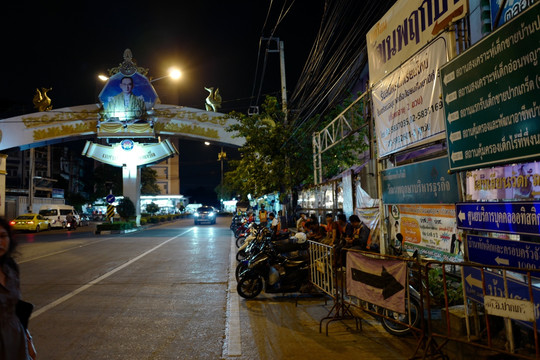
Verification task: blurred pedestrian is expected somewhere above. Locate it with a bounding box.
[0,217,37,360]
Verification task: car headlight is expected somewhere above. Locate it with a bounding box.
[194,213,199,217]
[209,212,215,217]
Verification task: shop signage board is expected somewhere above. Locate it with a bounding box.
[373,37,448,158]
[467,234,540,270]
[441,3,540,171]
[456,202,540,236]
[366,0,467,86]
[381,156,459,204]
[465,161,540,201]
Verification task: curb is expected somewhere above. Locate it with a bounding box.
[94,227,144,235]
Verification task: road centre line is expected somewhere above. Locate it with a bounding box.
[18,237,114,264]
[31,228,193,319]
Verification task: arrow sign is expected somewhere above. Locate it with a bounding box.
[494,256,510,266]
[445,91,457,104]
[458,210,466,223]
[449,131,462,143]
[447,111,459,123]
[465,273,482,289]
[451,151,463,163]
[351,266,404,299]
[443,70,455,85]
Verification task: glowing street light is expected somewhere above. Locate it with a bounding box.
[151,67,182,83]
[98,74,109,81]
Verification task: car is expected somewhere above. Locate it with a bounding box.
[10,214,51,232]
[79,214,90,226]
[194,206,217,225]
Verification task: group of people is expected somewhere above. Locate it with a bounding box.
[295,212,378,267]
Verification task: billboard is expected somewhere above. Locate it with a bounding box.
[367,0,467,86]
[373,37,448,157]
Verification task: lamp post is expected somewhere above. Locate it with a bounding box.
[217,147,227,211]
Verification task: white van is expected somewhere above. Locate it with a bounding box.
[38,205,80,228]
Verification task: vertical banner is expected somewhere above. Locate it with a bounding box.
[346,252,406,313]
[373,37,448,158]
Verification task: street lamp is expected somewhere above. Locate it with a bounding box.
[150,67,182,83]
[218,147,227,210]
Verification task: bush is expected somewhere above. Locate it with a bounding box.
[96,221,136,232]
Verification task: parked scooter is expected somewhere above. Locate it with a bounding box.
[236,235,311,299]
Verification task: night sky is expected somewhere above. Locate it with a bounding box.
[1,1,323,205]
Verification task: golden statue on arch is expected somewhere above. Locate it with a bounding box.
[33,87,52,112]
[205,87,222,112]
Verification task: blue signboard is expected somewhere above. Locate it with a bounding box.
[463,266,540,330]
[381,157,459,204]
[456,202,540,236]
[106,194,116,204]
[467,235,540,270]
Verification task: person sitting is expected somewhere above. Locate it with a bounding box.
[348,215,370,250]
[306,219,326,242]
[296,213,308,232]
[322,213,339,246]
[268,212,281,232]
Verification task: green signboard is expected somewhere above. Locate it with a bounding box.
[440,4,540,171]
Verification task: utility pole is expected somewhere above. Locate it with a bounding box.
[263,37,288,122]
[218,147,227,210]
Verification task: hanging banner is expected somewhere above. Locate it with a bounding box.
[346,251,406,313]
[373,37,447,158]
[466,161,540,201]
[367,0,467,86]
[441,3,540,171]
[382,156,459,204]
[389,204,462,261]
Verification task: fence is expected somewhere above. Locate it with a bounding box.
[307,243,540,359]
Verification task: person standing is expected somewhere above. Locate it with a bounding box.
[258,204,268,227]
[0,217,36,360]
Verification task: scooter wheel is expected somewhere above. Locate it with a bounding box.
[236,236,246,248]
[237,276,263,299]
[381,297,421,336]
[236,250,247,262]
[235,262,248,282]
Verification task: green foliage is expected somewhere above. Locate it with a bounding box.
[96,221,136,231]
[428,267,464,306]
[141,167,161,195]
[116,197,136,220]
[65,192,87,213]
[224,94,370,196]
[146,202,160,215]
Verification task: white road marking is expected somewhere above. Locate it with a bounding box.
[31,229,193,319]
[223,233,242,357]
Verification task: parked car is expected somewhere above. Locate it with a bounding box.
[194,206,217,225]
[79,214,90,226]
[10,214,51,232]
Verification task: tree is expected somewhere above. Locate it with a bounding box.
[141,167,161,195]
[146,202,159,215]
[224,95,369,198]
[116,197,136,221]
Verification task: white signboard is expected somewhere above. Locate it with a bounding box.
[366,0,467,86]
[82,139,177,167]
[373,37,448,158]
[484,295,535,322]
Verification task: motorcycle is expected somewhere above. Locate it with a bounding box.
[236,237,311,299]
[65,217,77,230]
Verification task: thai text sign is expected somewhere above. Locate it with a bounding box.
[389,204,461,262]
[346,252,406,313]
[466,161,540,201]
[467,234,540,270]
[484,296,535,322]
[367,0,467,86]
[373,37,447,157]
[441,4,540,171]
[464,266,540,328]
[490,0,536,28]
[382,156,459,204]
[456,202,540,236]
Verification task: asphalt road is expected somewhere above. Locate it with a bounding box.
[14,217,419,360]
